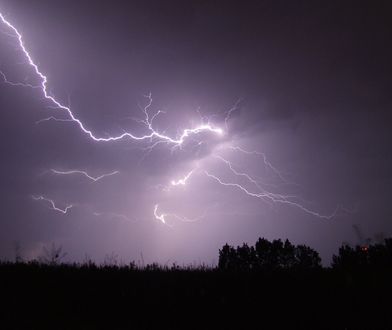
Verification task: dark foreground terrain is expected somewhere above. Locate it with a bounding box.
[1,262,392,329]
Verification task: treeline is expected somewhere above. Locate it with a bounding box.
[2,238,392,329]
[218,238,321,270]
[6,237,392,271]
[5,238,392,271]
[218,237,392,271]
[332,238,392,269]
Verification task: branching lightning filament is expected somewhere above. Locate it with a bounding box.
[0,11,339,223]
[32,195,73,214]
[50,169,119,182]
[0,13,224,146]
[171,170,194,186]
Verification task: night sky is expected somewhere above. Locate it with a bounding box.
[0,0,391,265]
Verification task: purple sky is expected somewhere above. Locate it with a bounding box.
[0,0,391,265]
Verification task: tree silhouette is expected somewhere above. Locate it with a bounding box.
[332,238,392,270]
[219,238,321,271]
[236,243,256,270]
[295,244,321,269]
[254,237,272,269]
[218,243,237,270]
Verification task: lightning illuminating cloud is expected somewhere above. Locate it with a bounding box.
[0,13,224,146]
[1,10,338,223]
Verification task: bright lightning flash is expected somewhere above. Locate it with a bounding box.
[1,11,339,223]
[171,170,194,186]
[154,204,167,224]
[0,12,223,146]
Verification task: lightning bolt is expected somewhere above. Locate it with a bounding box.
[32,195,73,214]
[1,11,340,224]
[212,155,300,202]
[50,169,119,182]
[153,204,207,225]
[154,204,167,224]
[227,146,294,185]
[0,12,223,146]
[213,155,269,194]
[0,71,40,89]
[171,170,194,186]
[35,117,74,125]
[224,98,242,130]
[204,170,337,219]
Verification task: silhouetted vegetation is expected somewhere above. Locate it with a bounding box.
[218,238,321,270]
[332,238,392,270]
[1,237,392,329]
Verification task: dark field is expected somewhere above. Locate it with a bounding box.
[1,261,391,329]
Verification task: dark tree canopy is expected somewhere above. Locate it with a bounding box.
[332,238,392,270]
[218,238,321,271]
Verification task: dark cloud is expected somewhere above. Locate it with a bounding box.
[0,0,391,264]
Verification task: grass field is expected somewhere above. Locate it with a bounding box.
[1,260,391,329]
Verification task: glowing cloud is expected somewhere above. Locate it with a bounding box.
[0,11,338,223]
